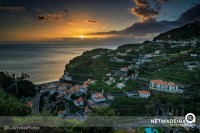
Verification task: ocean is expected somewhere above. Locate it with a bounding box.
[0,44,120,84]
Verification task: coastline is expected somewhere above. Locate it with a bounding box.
[0,44,120,84]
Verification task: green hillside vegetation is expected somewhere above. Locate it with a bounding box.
[65,40,200,85]
[140,62,200,84]
[0,90,31,115]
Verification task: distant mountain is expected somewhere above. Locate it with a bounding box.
[153,21,200,41]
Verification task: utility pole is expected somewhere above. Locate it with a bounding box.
[0,75,2,90]
[13,74,19,96]
[167,53,170,62]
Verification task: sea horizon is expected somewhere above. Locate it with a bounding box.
[0,43,122,84]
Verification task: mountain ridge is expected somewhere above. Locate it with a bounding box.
[153,21,200,41]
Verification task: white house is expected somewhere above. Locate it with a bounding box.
[61,72,72,81]
[106,77,115,85]
[187,63,198,71]
[57,111,66,117]
[116,52,127,56]
[111,57,125,62]
[126,91,138,97]
[150,79,182,93]
[117,83,126,89]
[92,55,101,59]
[107,95,114,100]
[191,54,198,57]
[155,50,161,55]
[91,92,106,102]
[126,49,132,53]
[138,91,150,98]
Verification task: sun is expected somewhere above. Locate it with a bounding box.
[79,35,85,39]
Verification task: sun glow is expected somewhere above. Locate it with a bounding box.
[79,35,85,39]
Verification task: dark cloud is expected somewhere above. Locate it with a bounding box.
[87,19,97,24]
[38,12,65,22]
[38,15,48,21]
[92,3,200,39]
[177,3,200,23]
[154,0,169,10]
[0,6,25,11]
[131,0,159,22]
[92,19,175,37]
[130,0,169,22]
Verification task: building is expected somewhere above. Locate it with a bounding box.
[84,106,90,114]
[61,72,72,81]
[117,83,126,89]
[84,79,95,86]
[57,111,65,117]
[120,76,129,81]
[187,63,198,71]
[25,101,33,108]
[40,84,56,94]
[91,92,106,102]
[150,79,182,93]
[155,50,161,55]
[57,83,67,91]
[138,91,150,98]
[92,55,101,59]
[136,57,151,65]
[126,49,132,53]
[106,95,114,100]
[126,91,138,97]
[191,54,198,57]
[120,67,129,72]
[111,57,125,62]
[116,52,127,56]
[106,77,115,85]
[74,97,84,106]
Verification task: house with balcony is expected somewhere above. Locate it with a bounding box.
[150,79,183,93]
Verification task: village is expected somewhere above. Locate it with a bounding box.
[25,39,199,118]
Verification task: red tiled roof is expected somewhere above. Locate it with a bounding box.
[138,90,150,95]
[56,94,63,98]
[58,83,66,87]
[75,97,83,103]
[84,79,91,85]
[70,86,80,91]
[121,67,128,71]
[46,85,55,89]
[94,93,105,100]
[58,111,65,114]
[151,80,177,86]
[26,101,33,108]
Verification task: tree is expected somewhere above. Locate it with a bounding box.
[0,90,31,116]
[49,92,59,102]
[70,94,80,100]
[18,80,36,97]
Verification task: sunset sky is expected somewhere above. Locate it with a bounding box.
[0,0,200,44]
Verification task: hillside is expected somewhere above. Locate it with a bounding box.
[64,21,200,85]
[153,21,200,41]
[0,90,31,115]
